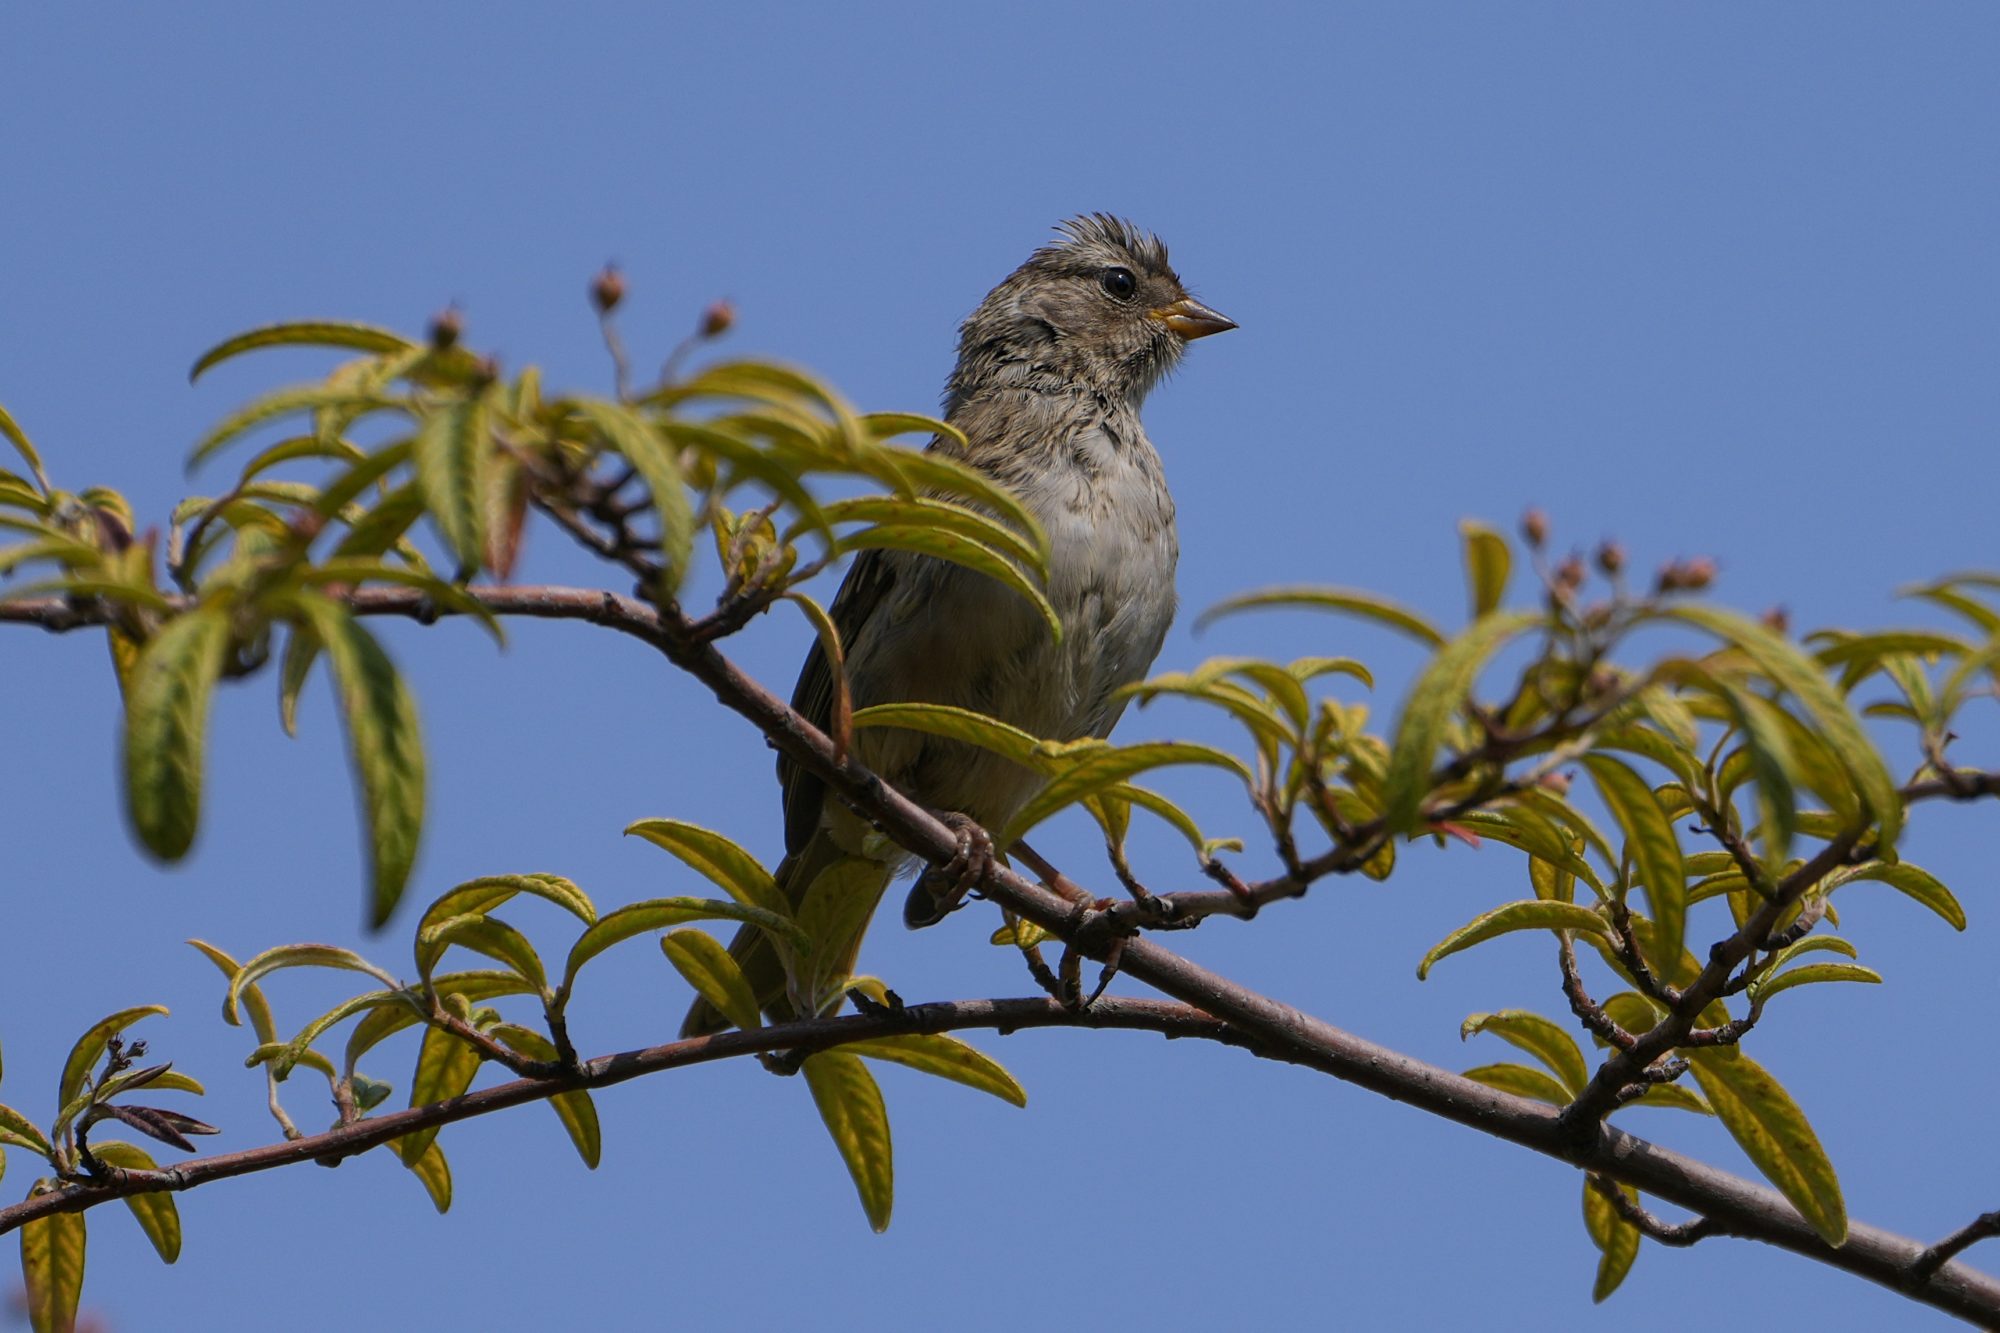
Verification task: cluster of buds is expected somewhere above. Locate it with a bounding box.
[1655,557,1717,594]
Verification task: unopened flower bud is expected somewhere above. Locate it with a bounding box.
[1595,540,1624,576]
[1554,554,1585,594]
[1521,507,1550,550]
[591,264,625,315]
[699,299,735,340]
[1538,771,1572,796]
[1680,557,1716,591]
[1760,605,1791,635]
[428,306,463,350]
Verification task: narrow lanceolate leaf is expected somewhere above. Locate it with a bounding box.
[1002,741,1252,845]
[290,596,424,927]
[1661,605,1902,852]
[622,819,791,920]
[0,404,50,493]
[222,945,398,1027]
[849,703,1042,766]
[20,1187,85,1333]
[795,860,893,1003]
[411,392,490,572]
[1826,861,1966,931]
[85,1141,180,1263]
[1460,1011,1588,1097]
[188,321,416,382]
[1418,901,1611,979]
[802,1051,893,1233]
[59,1006,169,1112]
[811,495,1046,582]
[123,607,232,862]
[838,524,1062,644]
[1688,1048,1846,1245]
[569,398,694,598]
[1383,611,1543,833]
[417,873,596,931]
[562,898,807,992]
[415,915,546,994]
[1583,1178,1640,1302]
[786,592,852,759]
[189,383,400,470]
[1749,962,1882,1004]
[1195,585,1446,647]
[1582,755,1687,962]
[1462,1063,1572,1107]
[859,441,1050,566]
[845,1034,1027,1107]
[660,930,763,1032]
[0,1105,54,1159]
[395,1027,483,1166]
[403,1140,452,1213]
[486,1024,601,1169]
[1459,520,1511,618]
[343,971,533,1070]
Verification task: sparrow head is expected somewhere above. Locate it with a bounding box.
[948,214,1235,411]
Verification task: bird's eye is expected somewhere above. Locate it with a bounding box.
[1100,267,1137,300]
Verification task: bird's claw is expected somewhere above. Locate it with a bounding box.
[903,813,995,928]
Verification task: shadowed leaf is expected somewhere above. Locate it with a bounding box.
[802,1051,893,1233]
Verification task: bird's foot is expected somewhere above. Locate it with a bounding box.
[903,812,995,928]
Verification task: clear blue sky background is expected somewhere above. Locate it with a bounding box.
[3,5,1997,1329]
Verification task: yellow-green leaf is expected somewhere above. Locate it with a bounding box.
[0,404,50,493]
[189,321,416,382]
[1003,741,1251,845]
[622,819,790,920]
[1196,585,1445,647]
[1583,1178,1640,1302]
[1459,520,1512,618]
[1826,861,1965,931]
[569,398,694,598]
[849,703,1042,767]
[58,1006,169,1113]
[290,596,425,927]
[660,930,763,1032]
[20,1186,85,1333]
[1460,1010,1588,1096]
[1582,755,1687,962]
[1462,1062,1571,1106]
[411,392,490,572]
[1687,1048,1846,1245]
[1749,962,1882,1004]
[1383,612,1541,832]
[846,1034,1026,1107]
[87,1141,180,1263]
[802,1051,893,1233]
[1419,900,1610,979]
[122,607,232,862]
[486,1024,600,1169]
[222,945,397,1027]
[402,1139,452,1213]
[395,1027,483,1166]
[562,898,806,992]
[837,524,1061,644]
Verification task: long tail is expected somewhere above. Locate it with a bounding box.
[678,829,890,1038]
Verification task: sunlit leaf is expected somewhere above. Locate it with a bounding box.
[838,523,1061,644]
[1824,860,1965,931]
[1462,1062,1571,1106]
[189,321,416,382]
[562,898,806,992]
[411,391,490,572]
[1003,741,1251,845]
[416,874,596,938]
[569,398,694,598]
[190,382,401,470]
[1418,900,1611,979]
[122,606,231,862]
[660,930,762,1032]
[849,703,1041,767]
[1459,520,1511,618]
[58,1006,169,1114]
[402,1139,452,1213]
[1583,1178,1640,1302]
[83,1141,179,1263]
[486,1024,600,1169]
[0,404,50,493]
[1460,1010,1587,1097]
[394,1027,483,1166]
[846,1034,1027,1107]
[1687,1048,1845,1245]
[1197,585,1445,647]
[1749,962,1882,1004]
[416,915,546,994]
[1383,611,1542,832]
[20,1186,85,1333]
[801,1051,893,1233]
[223,945,398,1027]
[622,819,791,920]
[1581,755,1687,962]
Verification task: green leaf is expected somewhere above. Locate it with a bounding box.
[1459,520,1512,618]
[289,596,425,927]
[1462,1062,1572,1106]
[795,859,893,1008]
[1196,585,1446,647]
[342,971,533,1071]
[845,1034,1027,1107]
[223,945,398,1027]
[622,820,791,920]
[1661,605,1902,852]
[1687,1048,1846,1245]
[1623,1082,1715,1115]
[1418,901,1611,979]
[402,1139,452,1213]
[837,523,1061,644]
[86,1141,180,1263]
[1581,755,1687,962]
[849,703,1042,767]
[1824,861,1965,930]
[1383,612,1542,832]
[187,941,280,1045]
[20,1186,85,1333]
[1460,1010,1588,1097]
[264,990,409,1080]
[562,898,807,993]
[801,1051,893,1233]
[486,1024,600,1169]
[58,1006,169,1113]
[1002,741,1252,845]
[855,437,1049,566]
[569,398,695,598]
[189,382,401,470]
[122,607,232,862]
[189,321,415,382]
[299,559,503,645]
[0,1105,54,1160]
[395,1026,483,1166]
[0,404,50,493]
[810,494,1046,582]
[1583,1178,1640,1303]
[1749,962,1882,1004]
[415,874,596,936]
[416,915,546,994]
[411,392,491,572]
[660,930,762,1032]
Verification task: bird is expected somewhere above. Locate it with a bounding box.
[682,214,1235,1036]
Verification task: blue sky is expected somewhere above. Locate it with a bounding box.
[3,5,1997,1329]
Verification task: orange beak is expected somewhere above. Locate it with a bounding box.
[1153,296,1237,340]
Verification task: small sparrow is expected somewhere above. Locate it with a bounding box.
[683,215,1234,1035]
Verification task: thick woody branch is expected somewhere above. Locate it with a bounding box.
[8,585,2000,1320]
